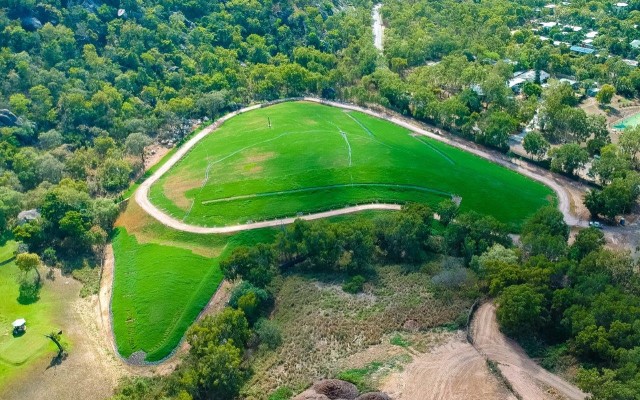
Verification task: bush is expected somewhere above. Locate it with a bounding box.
[342,275,366,294]
[269,386,293,400]
[255,318,282,350]
[229,281,272,323]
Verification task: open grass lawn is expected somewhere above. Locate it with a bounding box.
[150,101,554,229]
[0,241,62,390]
[111,202,276,362]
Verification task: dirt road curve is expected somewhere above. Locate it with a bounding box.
[382,333,517,400]
[472,302,587,400]
[135,98,586,233]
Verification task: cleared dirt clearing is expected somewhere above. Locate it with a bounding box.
[382,332,516,400]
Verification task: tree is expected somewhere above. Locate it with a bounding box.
[45,331,66,359]
[619,126,640,166]
[187,308,250,354]
[589,144,630,184]
[523,131,550,161]
[16,252,41,283]
[584,173,640,220]
[124,132,152,165]
[220,244,275,288]
[497,284,546,338]
[522,206,569,240]
[182,341,245,399]
[570,227,605,261]
[98,158,133,193]
[549,144,589,176]
[478,111,518,150]
[596,84,616,106]
[436,198,459,226]
[522,81,542,98]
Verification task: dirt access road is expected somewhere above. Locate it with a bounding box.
[382,332,517,400]
[135,97,587,234]
[472,302,587,400]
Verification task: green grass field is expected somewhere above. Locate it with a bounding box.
[111,206,276,362]
[150,101,554,230]
[0,241,62,390]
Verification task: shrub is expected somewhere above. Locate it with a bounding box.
[342,275,366,294]
[269,386,293,400]
[255,318,282,350]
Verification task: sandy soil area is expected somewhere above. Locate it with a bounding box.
[382,331,516,400]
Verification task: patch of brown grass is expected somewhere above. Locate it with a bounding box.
[244,264,472,398]
[162,173,201,211]
[115,200,224,257]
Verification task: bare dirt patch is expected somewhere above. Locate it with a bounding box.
[144,144,170,170]
[382,331,516,400]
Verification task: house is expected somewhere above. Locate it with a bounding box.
[585,31,598,39]
[614,2,629,11]
[570,45,596,55]
[540,21,558,29]
[631,39,640,49]
[588,87,600,97]
[623,59,639,67]
[508,70,550,91]
[559,78,580,89]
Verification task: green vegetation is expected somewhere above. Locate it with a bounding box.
[152,102,553,229]
[477,207,640,399]
[111,222,275,362]
[0,241,62,389]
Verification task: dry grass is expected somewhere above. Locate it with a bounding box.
[161,173,201,211]
[244,263,472,399]
[115,200,226,258]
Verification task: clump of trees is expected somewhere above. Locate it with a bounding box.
[478,206,640,399]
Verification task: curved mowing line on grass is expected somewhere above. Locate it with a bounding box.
[413,136,456,165]
[200,183,453,205]
[346,112,375,137]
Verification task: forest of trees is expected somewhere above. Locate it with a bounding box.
[481,207,640,399]
[0,0,378,262]
[3,0,640,398]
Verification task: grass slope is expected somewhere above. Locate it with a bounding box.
[0,241,61,390]
[111,202,276,362]
[150,101,554,229]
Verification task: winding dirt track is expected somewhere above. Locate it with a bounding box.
[472,302,588,400]
[134,97,586,233]
[382,333,517,400]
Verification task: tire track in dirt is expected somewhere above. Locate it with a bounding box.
[382,332,517,400]
[472,302,587,400]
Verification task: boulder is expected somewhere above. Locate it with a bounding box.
[21,16,42,31]
[355,393,391,400]
[0,109,19,127]
[293,389,331,400]
[312,379,359,400]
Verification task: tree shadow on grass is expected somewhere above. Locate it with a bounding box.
[45,352,68,370]
[17,280,41,305]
